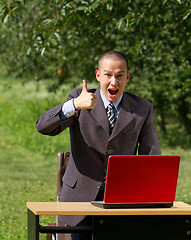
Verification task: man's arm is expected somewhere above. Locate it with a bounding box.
[35,103,73,136]
[36,80,97,136]
[138,104,161,155]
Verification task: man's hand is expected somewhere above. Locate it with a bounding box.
[73,80,98,110]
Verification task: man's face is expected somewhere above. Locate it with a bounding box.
[96,57,131,102]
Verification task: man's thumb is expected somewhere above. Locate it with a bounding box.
[82,80,88,93]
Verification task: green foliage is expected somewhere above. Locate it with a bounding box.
[0,0,191,136]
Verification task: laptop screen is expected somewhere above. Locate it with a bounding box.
[104,155,180,204]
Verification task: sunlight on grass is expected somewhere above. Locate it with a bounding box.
[0,77,70,239]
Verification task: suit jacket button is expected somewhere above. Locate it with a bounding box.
[107,145,112,150]
[96,184,101,189]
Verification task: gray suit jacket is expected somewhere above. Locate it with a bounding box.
[36,88,161,226]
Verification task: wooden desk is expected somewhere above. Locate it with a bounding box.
[27,201,191,240]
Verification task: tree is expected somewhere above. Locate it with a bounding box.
[0,0,191,138]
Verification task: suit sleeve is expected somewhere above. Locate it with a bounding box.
[35,88,81,136]
[138,104,161,155]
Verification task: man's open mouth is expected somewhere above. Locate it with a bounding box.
[108,89,119,95]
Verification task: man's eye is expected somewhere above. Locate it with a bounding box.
[116,75,124,80]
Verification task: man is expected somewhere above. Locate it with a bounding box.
[36,51,161,240]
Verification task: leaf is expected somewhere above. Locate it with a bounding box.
[183,10,191,21]
[43,19,53,25]
[64,14,73,25]
[54,32,60,41]
[41,47,46,56]
[50,38,57,47]
[183,82,191,90]
[117,19,123,29]
[80,1,89,6]
[26,47,31,56]
[180,68,191,78]
[77,6,89,11]
[3,14,9,24]
[176,0,181,4]
[163,0,168,5]
[91,2,99,11]
[186,113,191,120]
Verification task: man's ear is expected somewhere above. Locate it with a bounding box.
[127,71,131,83]
[95,70,100,81]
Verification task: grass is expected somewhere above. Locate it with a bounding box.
[0,77,71,239]
[0,76,191,239]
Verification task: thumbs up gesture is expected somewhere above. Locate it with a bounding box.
[73,80,98,110]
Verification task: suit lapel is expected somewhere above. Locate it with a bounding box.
[90,90,135,138]
[90,89,110,135]
[111,93,135,139]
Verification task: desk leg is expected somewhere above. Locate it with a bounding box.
[93,215,191,240]
[28,209,40,240]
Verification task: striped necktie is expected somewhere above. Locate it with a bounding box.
[106,102,116,134]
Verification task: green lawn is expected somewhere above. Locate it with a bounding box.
[0,76,191,239]
[0,77,71,239]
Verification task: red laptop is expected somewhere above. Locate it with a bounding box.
[91,155,180,208]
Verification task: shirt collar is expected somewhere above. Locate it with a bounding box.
[100,90,123,111]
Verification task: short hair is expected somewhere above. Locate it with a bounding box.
[98,51,128,70]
